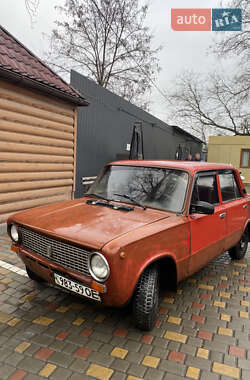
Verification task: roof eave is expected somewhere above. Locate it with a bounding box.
[171,125,205,144]
[0,67,89,106]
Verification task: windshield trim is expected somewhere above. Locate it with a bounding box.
[87,164,191,214]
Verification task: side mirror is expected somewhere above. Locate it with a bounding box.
[190,201,214,215]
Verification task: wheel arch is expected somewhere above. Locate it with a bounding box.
[244,221,250,241]
[157,256,178,291]
[133,254,178,296]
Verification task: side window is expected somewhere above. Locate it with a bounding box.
[219,172,242,202]
[191,174,219,205]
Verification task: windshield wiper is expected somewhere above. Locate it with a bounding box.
[113,193,146,210]
[86,193,110,202]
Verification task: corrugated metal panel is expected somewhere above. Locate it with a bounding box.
[70,70,202,198]
[0,80,76,223]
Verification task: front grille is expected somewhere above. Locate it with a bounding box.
[20,227,91,277]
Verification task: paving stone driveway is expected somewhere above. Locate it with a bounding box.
[0,234,249,380]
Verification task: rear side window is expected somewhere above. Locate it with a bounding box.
[191,174,219,205]
[219,172,242,202]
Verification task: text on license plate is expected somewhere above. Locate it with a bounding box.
[54,273,101,302]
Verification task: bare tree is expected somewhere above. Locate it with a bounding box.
[46,0,161,109]
[167,71,250,142]
[212,0,250,93]
[25,0,40,24]
[167,0,250,141]
[213,0,249,63]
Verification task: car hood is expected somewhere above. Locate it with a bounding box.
[12,197,170,250]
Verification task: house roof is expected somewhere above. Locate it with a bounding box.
[171,125,204,144]
[0,25,88,106]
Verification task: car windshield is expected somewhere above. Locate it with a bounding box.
[87,165,189,213]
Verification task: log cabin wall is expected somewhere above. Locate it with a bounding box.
[0,79,77,224]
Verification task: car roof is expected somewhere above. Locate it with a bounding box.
[109,160,234,175]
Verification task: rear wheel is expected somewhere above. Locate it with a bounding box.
[228,229,248,260]
[133,264,159,331]
[26,266,44,282]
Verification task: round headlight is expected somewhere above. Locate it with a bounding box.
[10,224,19,242]
[89,253,110,282]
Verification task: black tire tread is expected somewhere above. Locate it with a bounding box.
[228,230,248,260]
[133,264,159,331]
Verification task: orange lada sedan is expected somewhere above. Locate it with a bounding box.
[7,161,250,330]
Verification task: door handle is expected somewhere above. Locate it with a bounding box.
[219,213,227,219]
[243,204,248,209]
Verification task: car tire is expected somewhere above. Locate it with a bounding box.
[133,264,159,331]
[228,229,248,260]
[26,266,44,282]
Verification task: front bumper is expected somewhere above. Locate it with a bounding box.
[13,244,134,308]
[18,246,106,301]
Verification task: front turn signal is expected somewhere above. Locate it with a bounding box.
[91,281,106,293]
[11,245,18,254]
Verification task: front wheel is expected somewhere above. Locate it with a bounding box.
[133,264,159,331]
[228,229,248,260]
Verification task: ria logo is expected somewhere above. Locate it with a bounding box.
[212,9,242,31]
[46,245,52,258]
[171,8,242,31]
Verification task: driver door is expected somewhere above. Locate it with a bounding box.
[188,172,227,275]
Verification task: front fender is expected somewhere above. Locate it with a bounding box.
[101,216,189,307]
[101,247,178,307]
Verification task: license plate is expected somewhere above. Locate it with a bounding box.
[54,273,101,302]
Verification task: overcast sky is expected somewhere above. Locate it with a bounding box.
[0,0,234,122]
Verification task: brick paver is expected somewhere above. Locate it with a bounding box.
[0,233,250,379]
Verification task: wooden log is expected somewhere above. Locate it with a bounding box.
[0,97,74,126]
[0,120,74,143]
[0,152,74,163]
[0,172,73,182]
[73,108,78,192]
[0,193,71,217]
[0,163,73,172]
[0,186,72,203]
[0,109,74,133]
[0,211,17,224]
[0,179,73,193]
[0,80,74,116]
[0,141,73,157]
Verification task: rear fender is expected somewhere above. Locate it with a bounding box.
[243,221,250,241]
